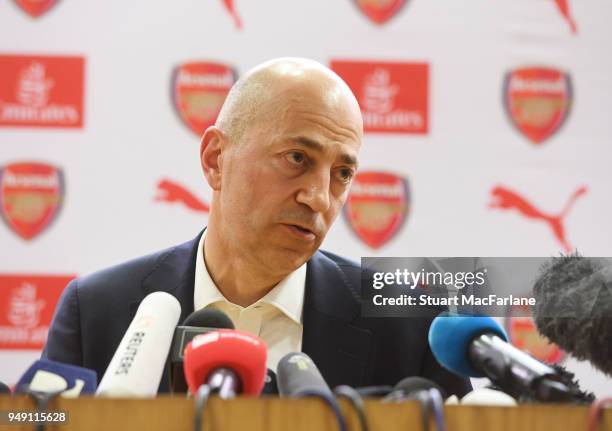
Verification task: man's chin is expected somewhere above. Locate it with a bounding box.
[264,245,315,273]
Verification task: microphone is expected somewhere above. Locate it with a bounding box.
[183,329,267,398]
[262,368,278,395]
[277,352,332,397]
[183,308,234,328]
[168,308,235,393]
[428,313,574,402]
[15,360,97,427]
[532,254,612,376]
[277,352,347,431]
[460,388,517,406]
[15,359,97,397]
[0,381,12,395]
[96,291,181,397]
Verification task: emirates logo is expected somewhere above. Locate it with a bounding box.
[0,55,84,129]
[7,283,45,329]
[331,60,428,134]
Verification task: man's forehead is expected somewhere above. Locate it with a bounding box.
[282,97,362,138]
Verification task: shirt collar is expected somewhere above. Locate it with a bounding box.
[193,229,305,325]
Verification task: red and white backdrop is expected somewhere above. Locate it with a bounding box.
[1,0,611,395]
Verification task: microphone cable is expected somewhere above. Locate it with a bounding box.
[384,387,447,431]
[18,385,63,431]
[427,388,447,431]
[298,389,348,431]
[193,384,212,431]
[355,385,393,398]
[334,385,369,431]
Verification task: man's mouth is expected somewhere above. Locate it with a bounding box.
[284,224,316,241]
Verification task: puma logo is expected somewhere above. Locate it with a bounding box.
[553,0,577,34]
[155,179,210,213]
[489,185,587,252]
[221,0,243,30]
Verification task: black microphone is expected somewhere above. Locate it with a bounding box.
[262,368,278,395]
[0,381,12,395]
[429,313,575,402]
[277,352,332,397]
[168,308,235,393]
[183,308,235,328]
[532,254,612,377]
[277,352,347,431]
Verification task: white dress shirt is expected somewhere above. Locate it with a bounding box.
[193,230,305,372]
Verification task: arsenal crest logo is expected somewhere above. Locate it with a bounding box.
[505,303,565,364]
[0,162,64,241]
[353,0,407,25]
[344,171,409,249]
[503,67,572,144]
[172,62,237,136]
[14,0,58,18]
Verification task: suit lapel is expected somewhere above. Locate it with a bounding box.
[302,251,371,388]
[128,232,202,324]
[126,232,202,392]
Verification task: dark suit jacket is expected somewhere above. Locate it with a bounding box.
[42,232,471,396]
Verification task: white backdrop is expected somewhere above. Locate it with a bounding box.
[1,0,611,396]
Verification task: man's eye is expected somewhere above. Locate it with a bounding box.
[285,152,306,165]
[337,168,354,183]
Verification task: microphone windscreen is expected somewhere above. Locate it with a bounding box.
[183,329,267,396]
[182,308,234,329]
[277,352,332,398]
[391,376,447,399]
[16,359,97,397]
[96,291,181,397]
[532,255,612,376]
[428,312,507,377]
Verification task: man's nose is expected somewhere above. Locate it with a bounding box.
[296,170,331,213]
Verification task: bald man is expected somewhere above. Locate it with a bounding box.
[43,58,471,396]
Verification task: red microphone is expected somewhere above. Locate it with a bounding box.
[183,329,267,397]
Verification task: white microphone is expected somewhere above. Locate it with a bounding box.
[445,388,517,406]
[96,291,181,397]
[460,388,517,406]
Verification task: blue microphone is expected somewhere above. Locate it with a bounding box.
[16,359,97,397]
[428,313,507,377]
[428,313,573,402]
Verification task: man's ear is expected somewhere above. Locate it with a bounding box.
[200,126,225,191]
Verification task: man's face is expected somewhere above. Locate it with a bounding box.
[218,88,362,275]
